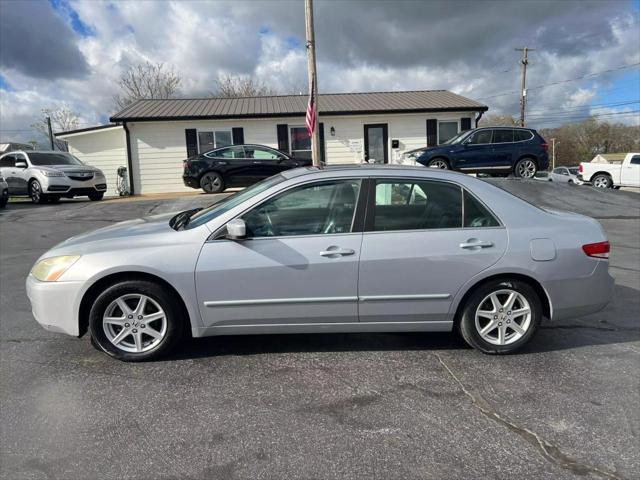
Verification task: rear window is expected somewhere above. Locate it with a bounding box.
[514,130,534,141]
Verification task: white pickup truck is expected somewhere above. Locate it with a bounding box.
[579,153,640,188]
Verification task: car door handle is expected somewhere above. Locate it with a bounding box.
[460,239,494,249]
[320,247,355,257]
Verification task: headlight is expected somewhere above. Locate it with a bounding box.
[31,255,81,282]
[39,170,65,177]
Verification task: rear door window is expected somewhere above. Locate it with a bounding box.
[371,179,462,231]
[463,191,500,227]
[493,129,514,143]
[206,146,245,159]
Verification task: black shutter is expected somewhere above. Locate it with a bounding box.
[232,127,244,145]
[185,129,198,157]
[319,122,326,164]
[277,124,289,153]
[460,118,472,131]
[426,119,437,146]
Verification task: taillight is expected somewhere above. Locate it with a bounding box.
[184,160,191,169]
[541,143,549,152]
[578,164,583,173]
[582,241,610,259]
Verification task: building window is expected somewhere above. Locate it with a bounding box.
[198,130,232,153]
[438,121,458,144]
[290,126,311,160]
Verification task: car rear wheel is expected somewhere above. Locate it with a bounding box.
[89,192,104,201]
[514,158,537,179]
[88,280,184,361]
[458,279,542,354]
[200,172,225,193]
[428,158,450,169]
[592,174,612,189]
[29,179,48,204]
[0,192,7,208]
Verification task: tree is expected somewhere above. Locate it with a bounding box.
[212,73,279,98]
[31,105,80,137]
[113,61,181,111]
[478,114,518,127]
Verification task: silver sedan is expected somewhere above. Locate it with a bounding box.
[26,166,614,361]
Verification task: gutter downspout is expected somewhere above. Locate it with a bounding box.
[122,122,135,195]
[475,111,485,128]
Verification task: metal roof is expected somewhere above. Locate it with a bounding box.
[110,90,487,122]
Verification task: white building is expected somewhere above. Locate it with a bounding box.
[57,90,487,195]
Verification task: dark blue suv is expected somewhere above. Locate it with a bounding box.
[411,127,549,178]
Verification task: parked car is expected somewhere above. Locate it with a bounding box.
[550,166,583,184]
[0,151,107,204]
[183,144,309,193]
[412,127,549,178]
[27,165,613,361]
[578,153,640,188]
[0,175,8,208]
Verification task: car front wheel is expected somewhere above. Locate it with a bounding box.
[458,279,542,354]
[514,158,537,179]
[428,158,450,169]
[88,280,184,361]
[592,174,612,189]
[200,172,225,193]
[29,179,48,204]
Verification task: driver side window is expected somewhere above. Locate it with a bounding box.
[242,180,361,238]
[466,129,493,145]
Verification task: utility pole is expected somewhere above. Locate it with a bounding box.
[304,0,320,166]
[515,47,533,127]
[551,138,557,169]
[46,116,55,150]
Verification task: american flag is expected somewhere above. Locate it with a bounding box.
[305,80,316,136]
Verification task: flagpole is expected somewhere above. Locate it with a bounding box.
[305,0,320,166]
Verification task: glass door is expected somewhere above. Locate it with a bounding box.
[364,124,389,164]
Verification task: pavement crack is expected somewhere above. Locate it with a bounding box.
[434,353,625,480]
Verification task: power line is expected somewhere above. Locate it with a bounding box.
[513,99,639,116]
[478,62,640,100]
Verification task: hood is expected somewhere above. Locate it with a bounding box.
[51,212,178,254]
[37,165,104,174]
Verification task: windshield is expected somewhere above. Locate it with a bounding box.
[442,130,472,145]
[186,174,286,229]
[28,152,84,166]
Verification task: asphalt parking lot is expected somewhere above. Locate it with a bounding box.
[1,180,639,480]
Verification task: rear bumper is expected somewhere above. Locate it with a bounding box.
[544,260,614,321]
[183,176,200,189]
[26,275,83,336]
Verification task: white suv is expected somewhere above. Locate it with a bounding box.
[0,151,107,204]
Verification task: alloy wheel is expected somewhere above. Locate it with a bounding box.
[201,174,222,193]
[102,294,167,353]
[474,289,532,346]
[30,181,41,203]
[517,160,536,178]
[593,176,610,188]
[429,159,449,169]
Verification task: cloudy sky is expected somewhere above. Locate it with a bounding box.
[1,0,639,144]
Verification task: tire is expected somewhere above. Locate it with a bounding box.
[48,195,61,203]
[88,192,104,201]
[514,158,537,179]
[88,280,185,361]
[457,278,542,354]
[29,179,48,204]
[0,194,7,208]
[200,172,225,193]
[592,174,612,189]
[427,158,450,169]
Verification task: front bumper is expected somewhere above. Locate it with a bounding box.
[45,177,107,196]
[26,275,84,336]
[544,260,614,321]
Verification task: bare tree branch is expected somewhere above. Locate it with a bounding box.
[210,73,280,98]
[31,106,80,137]
[113,61,181,111]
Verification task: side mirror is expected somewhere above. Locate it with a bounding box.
[225,218,246,240]
[15,161,27,169]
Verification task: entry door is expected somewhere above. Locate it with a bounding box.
[358,178,507,324]
[195,179,364,328]
[364,124,389,164]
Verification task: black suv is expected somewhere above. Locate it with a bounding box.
[411,127,549,178]
[183,144,309,193]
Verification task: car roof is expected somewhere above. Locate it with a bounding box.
[280,164,471,180]
[0,150,71,155]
